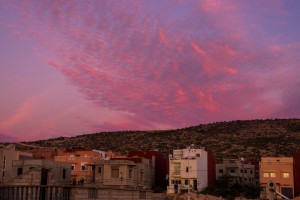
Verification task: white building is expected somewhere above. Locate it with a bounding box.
[167,146,215,194]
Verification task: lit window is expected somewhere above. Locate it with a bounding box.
[283,172,289,178]
[263,172,269,177]
[270,172,276,177]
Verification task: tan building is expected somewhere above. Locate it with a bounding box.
[92,158,152,190]
[216,159,255,185]
[10,159,71,186]
[260,157,294,199]
[54,148,114,184]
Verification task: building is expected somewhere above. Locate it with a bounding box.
[294,153,300,196]
[24,149,59,160]
[54,148,112,184]
[167,146,215,194]
[10,159,71,186]
[260,157,294,199]
[216,158,255,185]
[128,151,169,189]
[92,158,152,190]
[0,144,19,183]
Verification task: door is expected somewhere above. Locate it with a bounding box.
[193,180,197,190]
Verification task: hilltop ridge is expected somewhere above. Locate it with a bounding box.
[13,119,300,161]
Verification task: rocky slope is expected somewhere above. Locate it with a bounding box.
[14,119,300,161]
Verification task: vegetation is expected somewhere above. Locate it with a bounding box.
[201,175,261,199]
[10,119,300,162]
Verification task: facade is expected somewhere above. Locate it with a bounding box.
[11,159,71,186]
[24,149,59,160]
[0,144,19,183]
[167,147,215,194]
[260,157,294,199]
[128,151,169,188]
[92,158,152,190]
[54,148,112,184]
[216,159,255,185]
[294,153,300,196]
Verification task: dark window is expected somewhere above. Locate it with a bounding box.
[186,167,189,173]
[71,165,75,171]
[185,180,189,185]
[250,170,253,174]
[240,169,243,173]
[98,167,102,173]
[63,169,66,179]
[230,169,235,173]
[140,169,144,181]
[219,169,223,174]
[17,168,23,175]
[81,165,86,171]
[245,169,247,173]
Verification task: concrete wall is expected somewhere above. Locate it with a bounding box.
[11,159,71,186]
[0,144,19,183]
[71,187,153,200]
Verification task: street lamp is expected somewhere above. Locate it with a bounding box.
[188,144,194,200]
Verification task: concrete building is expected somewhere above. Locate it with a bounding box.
[294,153,300,197]
[54,148,113,184]
[216,158,255,185]
[128,151,169,189]
[260,157,294,199]
[167,147,215,194]
[10,159,71,186]
[0,144,19,183]
[92,158,152,190]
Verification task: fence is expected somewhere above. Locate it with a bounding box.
[0,185,71,200]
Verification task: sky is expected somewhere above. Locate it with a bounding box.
[0,0,300,142]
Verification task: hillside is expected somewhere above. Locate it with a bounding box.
[14,119,300,161]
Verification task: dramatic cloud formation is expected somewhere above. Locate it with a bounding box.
[1,0,300,141]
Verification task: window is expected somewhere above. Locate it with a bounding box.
[71,165,75,171]
[219,169,223,174]
[196,154,200,157]
[283,172,290,178]
[17,168,23,175]
[250,170,253,174]
[129,168,132,179]
[185,180,189,185]
[186,167,189,173]
[81,163,86,171]
[263,172,269,177]
[240,169,243,173]
[244,169,247,173]
[140,169,144,181]
[270,172,276,177]
[230,169,235,173]
[62,169,66,179]
[3,156,6,170]
[98,167,102,173]
[111,167,119,178]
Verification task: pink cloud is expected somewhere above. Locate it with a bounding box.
[2,0,300,135]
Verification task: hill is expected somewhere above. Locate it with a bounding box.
[14,119,300,161]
